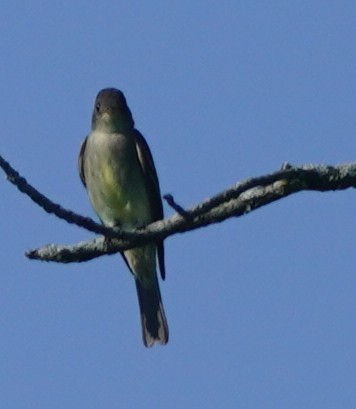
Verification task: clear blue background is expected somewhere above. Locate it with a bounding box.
[1,2,356,408]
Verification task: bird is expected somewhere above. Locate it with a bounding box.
[78,88,168,347]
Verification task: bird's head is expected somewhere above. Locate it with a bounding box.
[92,88,134,133]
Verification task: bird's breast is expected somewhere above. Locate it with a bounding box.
[85,131,151,227]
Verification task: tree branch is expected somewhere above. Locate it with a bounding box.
[1,153,355,264]
[0,154,137,240]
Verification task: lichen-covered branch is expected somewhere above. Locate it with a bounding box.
[1,153,355,264]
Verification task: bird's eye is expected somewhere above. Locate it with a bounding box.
[95,102,101,112]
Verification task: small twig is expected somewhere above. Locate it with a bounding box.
[163,194,191,219]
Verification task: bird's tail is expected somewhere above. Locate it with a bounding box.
[135,275,169,347]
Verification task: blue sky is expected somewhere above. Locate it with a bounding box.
[1,1,356,408]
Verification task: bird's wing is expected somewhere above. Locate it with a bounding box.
[78,136,88,187]
[134,129,166,280]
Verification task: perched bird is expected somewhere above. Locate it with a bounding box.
[78,88,168,347]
